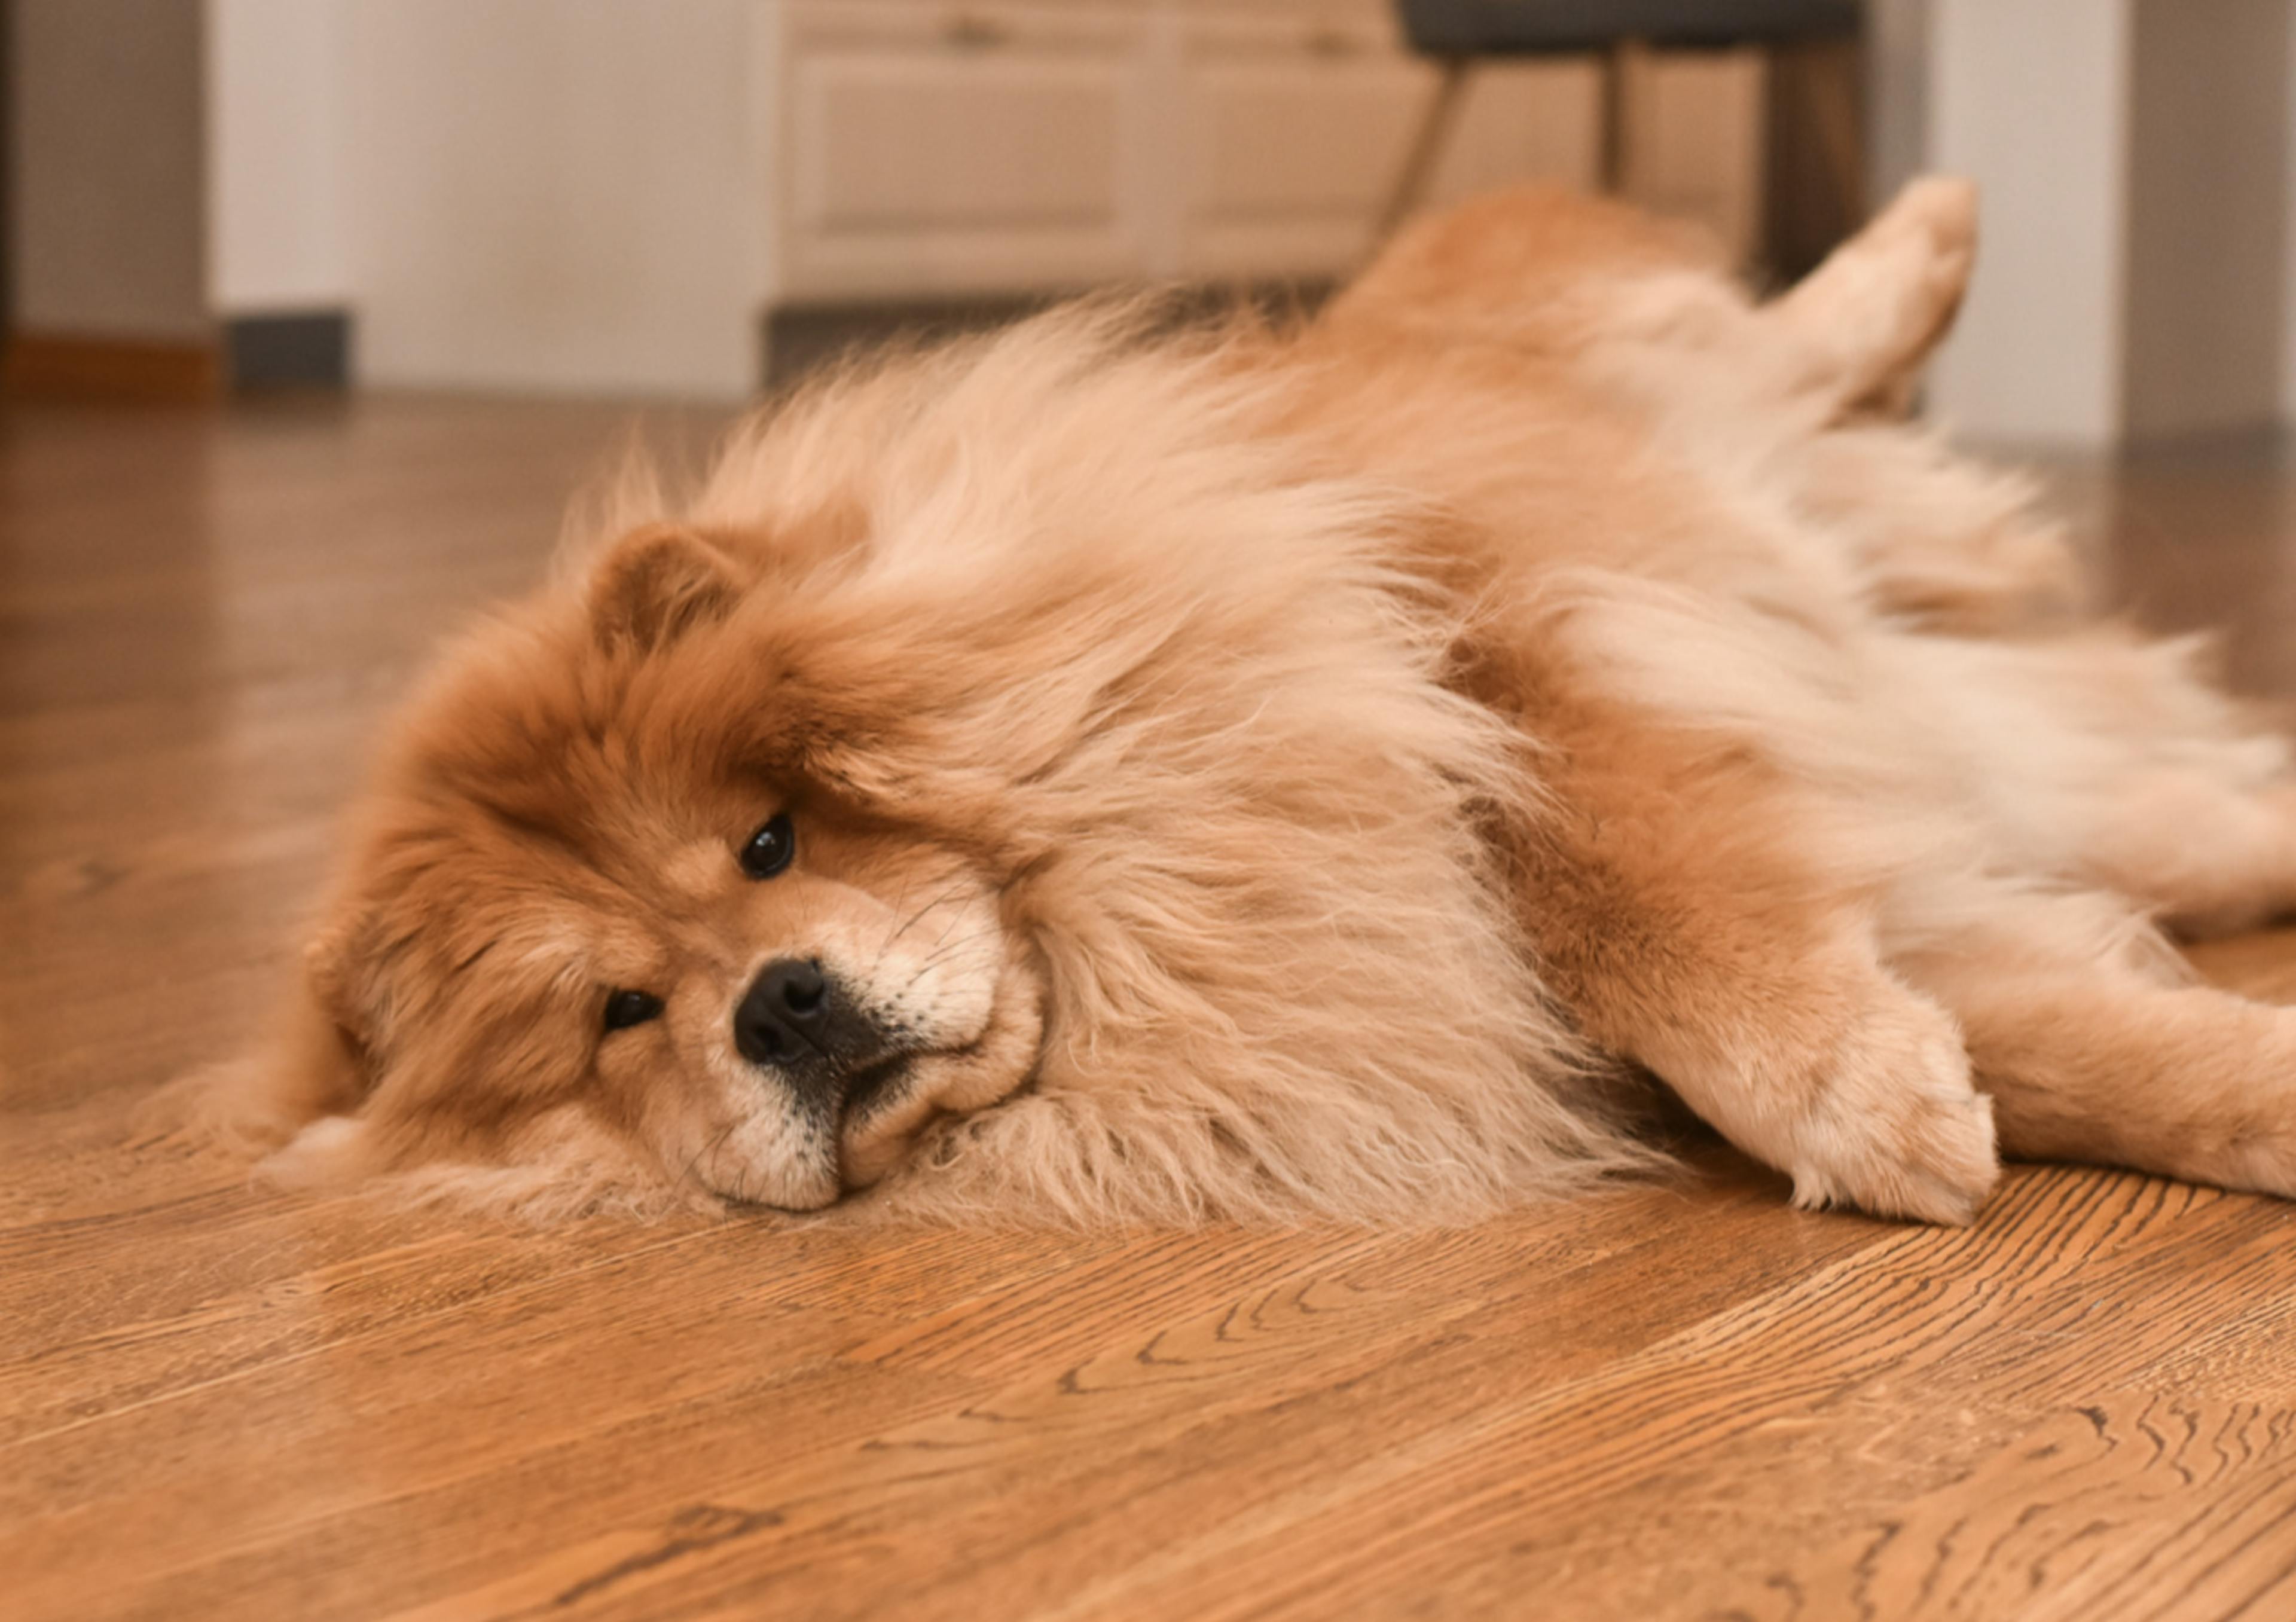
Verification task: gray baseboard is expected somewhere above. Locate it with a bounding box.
[761,282,1335,392]
[225,310,352,389]
[762,296,1055,391]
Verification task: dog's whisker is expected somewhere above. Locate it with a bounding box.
[877,879,970,971]
[899,925,1004,991]
[677,1116,744,1202]
[866,869,923,983]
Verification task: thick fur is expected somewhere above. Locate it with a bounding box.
[199,179,2296,1226]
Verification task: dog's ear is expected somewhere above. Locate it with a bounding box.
[587,523,744,652]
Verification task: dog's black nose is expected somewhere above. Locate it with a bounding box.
[734,958,829,1066]
[731,959,899,1116]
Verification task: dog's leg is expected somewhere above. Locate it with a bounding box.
[2078,777,2296,937]
[1785,426,2083,633]
[1892,628,2296,934]
[2050,642,2296,934]
[2056,642,2296,934]
[1764,176,1977,418]
[1517,701,1999,1224]
[1907,912,2296,1196]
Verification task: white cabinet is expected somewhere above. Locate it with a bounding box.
[760,1,1758,310]
[1615,48,1766,268]
[1171,11,1430,279]
[1170,13,1604,281]
[773,3,1157,301]
[1424,59,1605,207]
[762,0,1628,304]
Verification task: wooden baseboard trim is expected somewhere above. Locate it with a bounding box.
[3,332,222,404]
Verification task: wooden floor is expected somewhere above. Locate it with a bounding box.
[6,396,2296,1621]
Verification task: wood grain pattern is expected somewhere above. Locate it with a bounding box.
[1713,1389,2296,1621]
[5,398,2296,1620]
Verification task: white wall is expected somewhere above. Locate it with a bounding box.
[1928,0,2131,445]
[203,0,765,394]
[341,0,765,398]
[2124,0,2289,440]
[207,0,351,314]
[11,0,208,340]
[1917,0,2296,444]
[2284,0,2296,425]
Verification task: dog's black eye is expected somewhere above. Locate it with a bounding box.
[740,812,795,879]
[603,989,664,1032]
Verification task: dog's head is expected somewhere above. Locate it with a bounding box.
[248,514,1048,1212]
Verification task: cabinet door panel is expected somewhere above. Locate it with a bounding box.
[777,4,1152,300]
[1175,17,1602,282]
[1425,60,1602,205]
[1619,48,1766,265]
[1178,43,1429,278]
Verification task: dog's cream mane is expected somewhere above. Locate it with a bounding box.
[564,302,1653,1223]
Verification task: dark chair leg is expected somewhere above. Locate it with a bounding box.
[1373,58,1471,245]
[1763,35,1866,280]
[1599,38,1656,195]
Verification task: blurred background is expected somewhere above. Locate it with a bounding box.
[5,0,2290,448]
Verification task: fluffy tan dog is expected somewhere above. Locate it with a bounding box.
[209,179,2296,1225]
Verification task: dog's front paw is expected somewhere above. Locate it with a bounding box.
[1788,989,1999,1225]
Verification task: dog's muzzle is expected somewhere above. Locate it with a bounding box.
[732,958,905,1119]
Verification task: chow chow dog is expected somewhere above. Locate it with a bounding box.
[205,179,2296,1226]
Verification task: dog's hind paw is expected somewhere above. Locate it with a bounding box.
[1769,173,1979,414]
